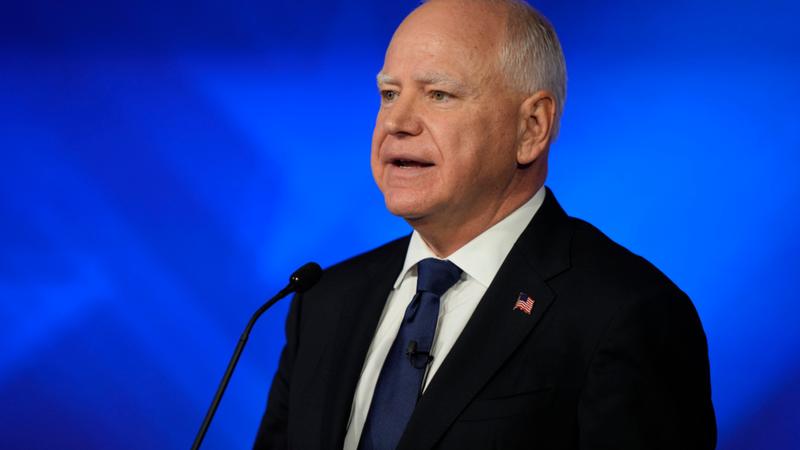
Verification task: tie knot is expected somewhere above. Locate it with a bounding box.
[416,258,462,297]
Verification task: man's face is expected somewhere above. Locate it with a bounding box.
[371,1,524,230]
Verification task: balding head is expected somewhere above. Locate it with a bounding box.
[415,0,567,136]
[386,0,509,97]
[371,0,563,256]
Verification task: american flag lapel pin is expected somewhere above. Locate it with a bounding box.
[513,292,535,315]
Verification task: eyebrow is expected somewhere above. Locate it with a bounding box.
[376,72,397,85]
[376,71,468,94]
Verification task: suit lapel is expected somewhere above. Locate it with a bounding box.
[398,188,573,449]
[319,237,409,449]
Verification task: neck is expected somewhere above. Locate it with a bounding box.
[409,183,542,258]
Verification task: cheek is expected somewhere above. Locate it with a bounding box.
[371,121,386,183]
[428,117,466,158]
[433,125,483,175]
[440,129,512,192]
[371,115,382,154]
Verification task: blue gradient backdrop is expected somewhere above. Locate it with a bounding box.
[1,1,798,448]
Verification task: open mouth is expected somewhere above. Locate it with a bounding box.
[392,159,434,168]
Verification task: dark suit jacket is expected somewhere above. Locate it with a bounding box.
[254,188,716,449]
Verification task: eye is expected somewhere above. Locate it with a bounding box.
[429,90,453,102]
[380,90,399,102]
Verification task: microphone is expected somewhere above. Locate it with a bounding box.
[406,340,435,401]
[191,262,323,450]
[406,340,434,369]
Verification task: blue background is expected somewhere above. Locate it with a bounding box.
[1,0,798,448]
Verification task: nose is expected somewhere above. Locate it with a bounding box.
[381,94,423,137]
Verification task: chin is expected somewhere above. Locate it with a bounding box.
[384,202,423,220]
[383,194,430,220]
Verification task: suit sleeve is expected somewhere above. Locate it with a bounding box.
[577,288,717,450]
[253,293,302,450]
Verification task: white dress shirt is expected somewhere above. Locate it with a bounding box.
[342,187,546,450]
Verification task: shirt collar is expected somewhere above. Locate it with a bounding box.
[393,186,547,289]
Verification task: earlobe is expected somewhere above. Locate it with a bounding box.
[516,92,555,166]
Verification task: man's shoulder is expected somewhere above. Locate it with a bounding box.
[313,235,410,290]
[561,216,708,373]
[564,216,688,306]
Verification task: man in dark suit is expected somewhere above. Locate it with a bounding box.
[255,0,716,448]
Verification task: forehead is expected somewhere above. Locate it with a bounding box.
[381,1,507,85]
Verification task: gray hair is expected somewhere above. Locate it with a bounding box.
[423,0,568,138]
[500,0,567,138]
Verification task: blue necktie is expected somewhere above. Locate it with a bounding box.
[358,258,463,450]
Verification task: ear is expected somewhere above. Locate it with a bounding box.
[516,91,556,166]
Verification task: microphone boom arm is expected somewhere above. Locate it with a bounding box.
[190,262,321,450]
